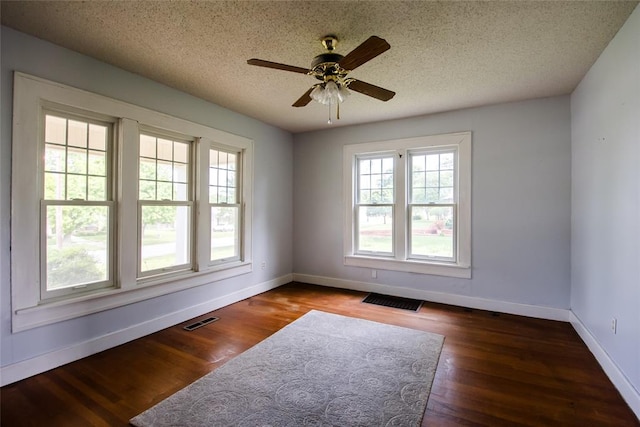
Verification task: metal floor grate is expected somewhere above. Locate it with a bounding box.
[362,293,423,312]
[183,316,219,331]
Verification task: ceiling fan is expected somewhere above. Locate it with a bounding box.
[247,35,395,123]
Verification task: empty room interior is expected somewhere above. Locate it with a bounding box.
[1,1,639,426]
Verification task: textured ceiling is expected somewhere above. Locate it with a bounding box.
[1,1,637,133]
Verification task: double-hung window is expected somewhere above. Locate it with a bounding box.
[138,132,193,276]
[209,147,241,264]
[344,132,471,278]
[42,111,115,300]
[11,73,253,332]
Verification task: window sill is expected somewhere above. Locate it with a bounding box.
[12,261,252,332]
[344,255,471,279]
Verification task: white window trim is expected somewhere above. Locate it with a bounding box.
[343,132,471,279]
[11,72,254,332]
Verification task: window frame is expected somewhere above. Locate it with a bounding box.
[137,128,196,278]
[39,109,117,301]
[343,132,471,279]
[11,72,254,332]
[354,152,397,257]
[406,147,458,263]
[208,144,243,266]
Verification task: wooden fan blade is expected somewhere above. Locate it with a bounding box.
[338,36,390,71]
[292,87,314,107]
[247,59,309,74]
[348,79,395,101]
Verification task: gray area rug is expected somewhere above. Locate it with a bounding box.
[130,310,444,427]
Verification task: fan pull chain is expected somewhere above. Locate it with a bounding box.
[337,103,340,120]
[328,104,332,124]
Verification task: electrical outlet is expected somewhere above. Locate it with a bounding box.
[371,269,377,279]
[611,317,617,334]
[261,261,266,270]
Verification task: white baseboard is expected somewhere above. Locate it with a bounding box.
[570,312,640,419]
[293,273,571,321]
[0,274,291,387]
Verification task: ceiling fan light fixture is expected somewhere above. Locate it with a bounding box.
[310,81,350,106]
[337,83,351,103]
[324,81,340,102]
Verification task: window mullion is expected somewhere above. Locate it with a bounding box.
[196,137,210,271]
[118,118,139,289]
[395,150,406,260]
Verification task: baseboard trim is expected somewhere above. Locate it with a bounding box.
[0,274,291,386]
[569,312,640,419]
[292,273,571,321]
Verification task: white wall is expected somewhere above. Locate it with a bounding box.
[571,5,640,399]
[293,96,572,311]
[0,27,294,371]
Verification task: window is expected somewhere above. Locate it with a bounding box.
[344,132,471,278]
[355,155,395,255]
[209,147,241,264]
[42,112,115,300]
[138,132,193,276]
[11,73,253,332]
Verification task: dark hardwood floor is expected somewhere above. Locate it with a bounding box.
[2,282,638,426]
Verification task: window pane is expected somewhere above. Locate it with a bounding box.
[426,171,439,187]
[360,159,370,174]
[425,154,439,171]
[45,115,66,145]
[410,206,454,259]
[218,187,229,203]
[157,138,173,160]
[174,163,188,183]
[426,188,439,203]
[44,172,65,200]
[412,188,426,204]
[67,175,86,200]
[157,181,172,200]
[45,144,66,172]
[218,170,228,189]
[371,158,382,174]
[87,176,106,200]
[67,148,87,174]
[211,206,239,261]
[357,206,393,254]
[140,205,191,272]
[140,134,156,158]
[412,155,425,172]
[227,153,237,170]
[68,120,88,148]
[46,205,109,290]
[139,180,156,200]
[139,158,156,180]
[174,142,188,163]
[440,187,454,203]
[440,152,454,170]
[174,183,188,201]
[157,160,172,181]
[440,170,454,186]
[88,124,107,150]
[88,150,106,176]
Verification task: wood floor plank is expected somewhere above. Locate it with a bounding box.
[1,282,638,426]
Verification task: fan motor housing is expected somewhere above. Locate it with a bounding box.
[311,53,344,71]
